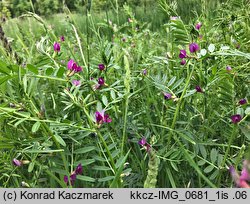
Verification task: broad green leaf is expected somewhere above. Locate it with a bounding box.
[45,67,54,76]
[199,145,207,159]
[102,95,108,106]
[204,165,214,173]
[28,162,35,173]
[27,64,38,74]
[198,160,206,166]
[56,67,65,78]
[54,134,66,147]
[210,148,218,164]
[32,121,41,133]
[245,107,250,115]
[0,60,10,75]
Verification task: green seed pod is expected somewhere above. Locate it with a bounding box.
[144,148,160,188]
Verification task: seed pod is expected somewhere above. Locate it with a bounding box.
[144,148,160,188]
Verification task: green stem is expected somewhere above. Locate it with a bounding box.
[167,60,197,148]
[217,124,237,185]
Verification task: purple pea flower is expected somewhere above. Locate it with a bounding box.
[231,114,242,124]
[95,110,112,125]
[74,66,82,73]
[64,175,69,184]
[229,160,250,188]
[138,137,147,146]
[98,77,105,86]
[239,99,247,105]
[195,22,202,30]
[60,36,65,42]
[138,137,151,152]
[12,158,22,166]
[75,163,83,175]
[67,59,77,70]
[53,42,60,52]
[179,50,187,59]
[64,163,83,186]
[180,59,186,65]
[67,59,82,73]
[226,66,232,72]
[189,43,200,53]
[72,80,81,86]
[195,86,203,93]
[98,64,105,71]
[164,93,172,100]
[142,69,147,75]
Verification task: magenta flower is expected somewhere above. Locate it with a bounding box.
[72,80,81,86]
[75,163,83,175]
[231,114,242,123]
[164,93,172,100]
[74,66,82,73]
[226,66,232,71]
[142,69,147,75]
[138,137,151,152]
[195,86,203,93]
[195,22,202,30]
[229,160,250,188]
[64,175,69,184]
[98,64,105,71]
[12,158,22,166]
[179,50,187,59]
[67,59,82,73]
[60,36,65,42]
[64,173,76,186]
[189,43,200,53]
[53,42,60,52]
[98,77,105,86]
[239,99,247,105]
[67,59,77,70]
[95,110,112,125]
[180,59,186,65]
[64,163,83,186]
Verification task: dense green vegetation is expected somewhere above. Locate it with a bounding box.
[0,0,250,188]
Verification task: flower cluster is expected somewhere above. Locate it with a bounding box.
[95,110,112,126]
[64,164,83,186]
[229,160,250,188]
[178,42,199,65]
[67,59,82,73]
